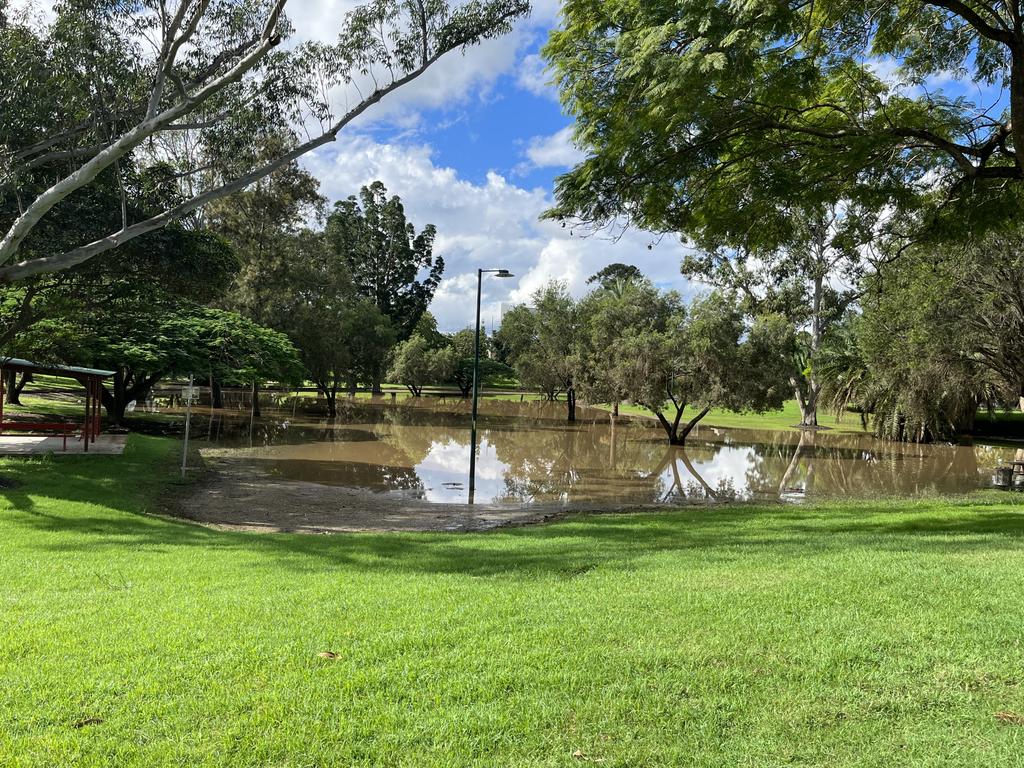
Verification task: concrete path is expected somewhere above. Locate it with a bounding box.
[0,434,127,455]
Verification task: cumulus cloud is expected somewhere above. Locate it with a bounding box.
[303,136,690,331]
[516,53,556,100]
[521,126,585,170]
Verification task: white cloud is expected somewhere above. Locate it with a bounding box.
[303,136,691,331]
[517,53,556,100]
[521,126,585,170]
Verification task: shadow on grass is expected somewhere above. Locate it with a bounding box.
[2,436,1023,580]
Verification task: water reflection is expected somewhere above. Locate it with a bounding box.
[170,397,1019,507]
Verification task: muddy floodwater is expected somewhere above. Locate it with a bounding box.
[174,397,1019,510]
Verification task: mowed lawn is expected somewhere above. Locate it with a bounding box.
[2,438,1024,766]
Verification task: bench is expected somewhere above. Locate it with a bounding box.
[0,421,79,451]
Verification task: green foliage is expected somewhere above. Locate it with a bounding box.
[586,262,643,291]
[279,231,396,413]
[0,0,529,280]
[326,181,442,343]
[818,227,1024,442]
[387,334,456,396]
[577,281,790,443]
[448,327,515,396]
[544,0,1024,253]
[496,283,579,415]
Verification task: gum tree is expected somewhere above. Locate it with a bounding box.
[0,0,530,281]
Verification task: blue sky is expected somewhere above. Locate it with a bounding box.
[290,0,688,331]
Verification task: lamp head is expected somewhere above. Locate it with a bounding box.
[495,269,514,278]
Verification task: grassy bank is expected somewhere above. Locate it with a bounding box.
[596,399,870,434]
[2,437,1024,765]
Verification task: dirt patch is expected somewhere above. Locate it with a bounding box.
[174,457,574,534]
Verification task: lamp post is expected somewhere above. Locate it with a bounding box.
[469,267,514,503]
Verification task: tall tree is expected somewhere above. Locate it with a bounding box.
[279,231,396,416]
[544,0,1024,256]
[586,263,643,291]
[325,181,442,390]
[818,226,1024,441]
[326,181,443,341]
[681,206,863,427]
[0,0,529,281]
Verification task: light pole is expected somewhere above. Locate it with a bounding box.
[469,267,514,503]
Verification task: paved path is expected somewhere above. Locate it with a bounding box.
[0,434,127,455]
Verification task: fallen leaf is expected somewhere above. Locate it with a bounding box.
[572,749,589,761]
[995,711,1024,725]
[72,717,104,729]
[318,651,339,659]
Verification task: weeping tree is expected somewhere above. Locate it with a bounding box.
[819,226,1024,442]
[0,0,530,284]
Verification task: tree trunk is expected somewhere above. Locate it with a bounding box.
[210,377,224,409]
[100,369,162,425]
[4,370,30,405]
[325,389,337,417]
[566,385,576,422]
[654,404,711,445]
[251,381,261,418]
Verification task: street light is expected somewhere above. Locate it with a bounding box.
[469,268,514,503]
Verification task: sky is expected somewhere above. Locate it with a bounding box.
[285,0,688,331]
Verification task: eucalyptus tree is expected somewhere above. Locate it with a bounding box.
[0,0,530,282]
[681,206,863,427]
[544,0,1024,254]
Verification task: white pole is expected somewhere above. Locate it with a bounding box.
[181,373,193,479]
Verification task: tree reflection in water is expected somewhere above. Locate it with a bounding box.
[166,398,1014,506]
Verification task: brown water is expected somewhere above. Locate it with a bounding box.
[175,398,1019,506]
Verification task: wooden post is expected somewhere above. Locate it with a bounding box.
[83,378,90,452]
[93,379,101,437]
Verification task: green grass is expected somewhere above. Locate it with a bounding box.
[2,438,1024,765]
[596,399,871,434]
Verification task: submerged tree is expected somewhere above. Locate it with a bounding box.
[682,206,863,427]
[577,282,790,444]
[388,334,456,397]
[497,282,580,420]
[325,181,442,390]
[818,226,1024,442]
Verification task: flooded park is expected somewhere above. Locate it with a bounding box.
[161,394,1020,529]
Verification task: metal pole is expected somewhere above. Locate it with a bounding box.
[181,373,193,479]
[468,268,483,501]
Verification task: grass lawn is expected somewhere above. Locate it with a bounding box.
[596,399,871,435]
[2,438,1024,765]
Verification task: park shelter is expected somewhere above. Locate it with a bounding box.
[0,358,115,452]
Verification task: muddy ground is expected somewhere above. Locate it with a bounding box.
[174,457,583,534]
